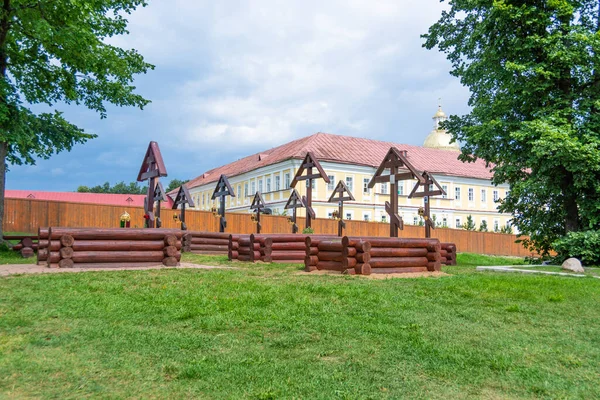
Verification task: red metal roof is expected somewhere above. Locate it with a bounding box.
[185,132,493,190]
[6,190,174,208]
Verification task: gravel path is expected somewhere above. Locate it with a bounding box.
[0,262,231,277]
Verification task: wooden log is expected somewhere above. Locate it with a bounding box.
[71,240,179,252]
[162,257,179,267]
[189,244,229,252]
[237,254,252,262]
[316,261,344,271]
[190,250,228,255]
[59,261,164,269]
[3,234,36,241]
[369,247,428,258]
[369,257,429,268]
[39,227,49,240]
[229,251,239,260]
[49,241,61,251]
[60,235,75,247]
[187,231,231,240]
[356,252,371,263]
[20,247,34,258]
[342,237,371,253]
[318,241,344,252]
[48,263,59,268]
[305,255,318,266]
[49,228,184,241]
[269,251,307,260]
[305,265,318,272]
[164,246,179,257]
[190,237,229,245]
[270,242,306,251]
[38,239,49,249]
[71,251,165,263]
[49,251,60,263]
[20,237,34,248]
[440,256,448,264]
[12,243,24,251]
[427,261,442,272]
[58,259,74,268]
[59,247,74,259]
[371,267,428,274]
[316,251,346,262]
[307,247,319,256]
[231,242,239,250]
[37,248,48,261]
[350,237,438,251]
[261,254,272,263]
[342,268,356,275]
[164,235,178,247]
[355,263,372,275]
[237,247,255,256]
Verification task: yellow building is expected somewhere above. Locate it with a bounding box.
[184,107,512,232]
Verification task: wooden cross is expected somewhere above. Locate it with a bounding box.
[171,184,195,230]
[153,182,168,228]
[137,141,168,228]
[249,192,267,234]
[284,189,306,234]
[368,147,424,237]
[211,174,235,232]
[408,171,446,238]
[290,152,329,229]
[327,180,355,237]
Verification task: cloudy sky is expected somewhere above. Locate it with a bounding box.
[9,0,470,191]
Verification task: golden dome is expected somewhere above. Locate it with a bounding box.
[433,106,446,118]
[424,104,460,151]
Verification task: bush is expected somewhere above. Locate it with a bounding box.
[553,230,600,266]
[302,227,314,234]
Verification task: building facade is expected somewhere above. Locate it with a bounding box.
[183,108,512,232]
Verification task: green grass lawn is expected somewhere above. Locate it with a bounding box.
[0,254,599,399]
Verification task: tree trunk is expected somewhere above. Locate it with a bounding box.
[0,141,6,239]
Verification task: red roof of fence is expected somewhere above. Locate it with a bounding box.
[5,190,174,208]
[185,132,493,190]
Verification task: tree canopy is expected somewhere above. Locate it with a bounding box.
[77,181,147,195]
[0,0,152,236]
[166,179,189,193]
[424,0,600,255]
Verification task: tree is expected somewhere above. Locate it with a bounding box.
[424,1,600,255]
[166,179,189,193]
[77,181,147,195]
[0,1,152,239]
[479,220,488,232]
[463,215,476,231]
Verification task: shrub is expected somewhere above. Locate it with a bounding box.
[302,227,314,234]
[553,230,600,266]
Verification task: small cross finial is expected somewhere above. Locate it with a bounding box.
[438,97,442,108]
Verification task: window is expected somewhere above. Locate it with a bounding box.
[202,193,205,205]
[455,187,461,200]
[429,184,434,192]
[442,217,447,227]
[455,218,461,228]
[327,175,335,191]
[346,213,352,220]
[413,216,418,225]
[494,220,500,231]
[363,178,370,194]
[258,179,263,193]
[275,175,281,191]
[345,176,353,192]
[363,214,370,221]
[381,183,388,194]
[481,189,487,202]
[237,185,241,199]
[251,180,256,194]
[285,173,291,189]
[468,188,474,201]
[266,177,271,192]
[328,211,333,219]
[381,215,387,222]
[442,185,448,199]
[398,183,404,196]
[244,183,248,197]
[493,190,499,201]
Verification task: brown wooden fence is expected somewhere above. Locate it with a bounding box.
[4,198,533,257]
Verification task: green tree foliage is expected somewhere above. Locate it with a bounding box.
[423,1,600,255]
[166,179,189,193]
[77,181,147,195]
[479,220,488,232]
[463,215,476,231]
[0,0,153,237]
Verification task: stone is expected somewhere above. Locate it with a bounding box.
[561,258,584,273]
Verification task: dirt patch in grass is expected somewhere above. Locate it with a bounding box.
[299,269,448,279]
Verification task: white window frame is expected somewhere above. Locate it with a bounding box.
[455,187,461,200]
[275,175,281,191]
[266,176,271,192]
[481,189,487,202]
[327,175,335,191]
[363,178,370,194]
[345,176,353,192]
[468,187,474,202]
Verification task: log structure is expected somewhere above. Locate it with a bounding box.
[441,242,457,265]
[304,236,443,275]
[37,227,50,265]
[183,231,233,255]
[4,233,38,258]
[38,228,183,268]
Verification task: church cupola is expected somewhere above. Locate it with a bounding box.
[423,103,460,151]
